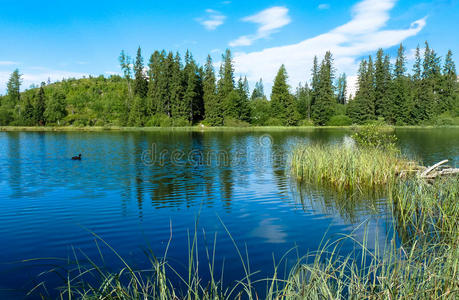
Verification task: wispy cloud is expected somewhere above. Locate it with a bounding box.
[0,68,88,93]
[197,9,226,31]
[233,0,426,96]
[0,61,19,66]
[318,4,330,10]
[229,6,291,47]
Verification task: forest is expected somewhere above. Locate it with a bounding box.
[0,41,458,127]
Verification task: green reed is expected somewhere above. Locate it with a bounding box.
[290,144,416,191]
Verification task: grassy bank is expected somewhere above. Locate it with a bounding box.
[1,125,458,133]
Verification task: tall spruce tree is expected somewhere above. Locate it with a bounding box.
[218,49,237,119]
[6,69,22,108]
[311,52,335,125]
[34,84,46,125]
[310,56,320,108]
[296,82,311,119]
[353,56,375,123]
[203,55,222,125]
[236,77,251,122]
[251,79,266,100]
[374,49,390,117]
[389,44,411,124]
[336,73,347,105]
[147,50,164,115]
[170,52,185,119]
[271,65,298,125]
[133,47,148,99]
[440,49,457,113]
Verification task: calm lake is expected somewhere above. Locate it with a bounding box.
[0,128,458,298]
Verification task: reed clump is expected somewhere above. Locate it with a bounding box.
[291,144,416,191]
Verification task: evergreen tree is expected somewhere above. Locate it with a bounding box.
[203,55,223,125]
[22,96,34,125]
[271,65,298,125]
[312,52,335,125]
[374,49,391,117]
[128,96,144,126]
[33,84,46,125]
[133,47,148,99]
[217,49,235,101]
[352,56,375,123]
[388,44,411,124]
[336,73,347,105]
[119,50,133,99]
[236,77,251,122]
[6,69,22,108]
[310,56,319,107]
[44,89,67,124]
[182,52,201,122]
[440,49,457,113]
[296,83,311,119]
[170,52,185,119]
[147,50,164,115]
[251,79,266,100]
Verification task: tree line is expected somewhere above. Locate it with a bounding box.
[0,42,457,127]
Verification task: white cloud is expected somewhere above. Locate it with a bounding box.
[197,9,226,31]
[233,0,426,97]
[229,6,291,47]
[318,4,330,10]
[0,61,19,66]
[0,68,88,93]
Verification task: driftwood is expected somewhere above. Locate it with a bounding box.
[419,159,459,179]
[399,159,458,180]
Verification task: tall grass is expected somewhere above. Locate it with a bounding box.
[291,144,416,191]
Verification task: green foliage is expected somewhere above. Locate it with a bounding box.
[2,43,458,128]
[312,52,335,125]
[352,124,398,151]
[0,108,13,125]
[223,117,250,127]
[298,119,314,126]
[326,115,352,126]
[270,65,297,125]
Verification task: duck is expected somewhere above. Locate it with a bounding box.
[72,154,82,160]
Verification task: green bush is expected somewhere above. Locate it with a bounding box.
[432,112,459,126]
[172,118,190,127]
[326,115,352,126]
[145,114,170,127]
[264,117,283,126]
[352,124,398,151]
[298,119,314,126]
[0,108,13,125]
[223,117,250,127]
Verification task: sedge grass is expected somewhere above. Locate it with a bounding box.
[291,144,417,192]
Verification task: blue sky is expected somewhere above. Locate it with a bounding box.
[0,0,458,95]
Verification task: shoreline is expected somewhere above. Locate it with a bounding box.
[1,125,458,132]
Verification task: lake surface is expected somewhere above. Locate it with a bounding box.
[0,128,458,298]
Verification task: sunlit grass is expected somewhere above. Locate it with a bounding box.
[291,144,417,192]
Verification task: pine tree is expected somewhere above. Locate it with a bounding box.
[6,69,22,108]
[22,96,34,125]
[336,73,347,105]
[353,56,375,123]
[147,50,164,116]
[310,56,319,107]
[411,45,424,123]
[312,52,335,125]
[203,55,223,125]
[271,65,298,125]
[44,89,67,124]
[170,52,185,119]
[296,83,311,119]
[133,47,148,99]
[440,49,457,113]
[217,49,235,100]
[119,50,133,101]
[182,52,201,122]
[251,79,266,100]
[389,44,411,125]
[374,49,390,117]
[236,77,251,122]
[33,84,46,125]
[128,96,144,126]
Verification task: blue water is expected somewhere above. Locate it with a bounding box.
[0,128,458,298]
